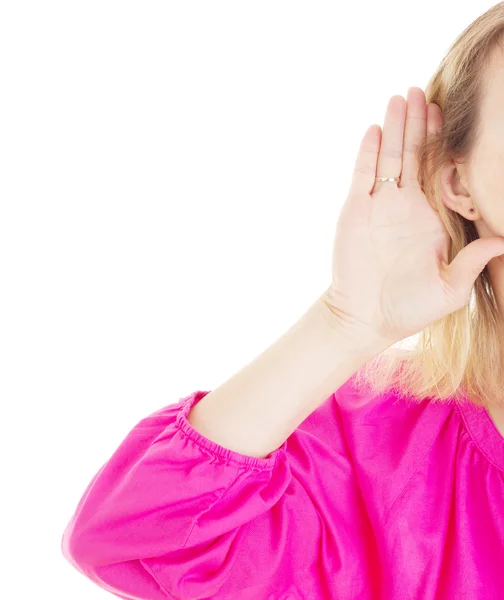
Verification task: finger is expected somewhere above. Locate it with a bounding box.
[399,87,427,188]
[348,124,382,198]
[373,95,406,194]
[425,102,443,191]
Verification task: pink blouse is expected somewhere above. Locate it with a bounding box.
[61,372,504,599]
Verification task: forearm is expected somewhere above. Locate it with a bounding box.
[187,293,391,459]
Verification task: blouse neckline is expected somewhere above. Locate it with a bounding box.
[456,398,504,472]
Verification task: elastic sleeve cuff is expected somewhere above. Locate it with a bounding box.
[175,390,288,471]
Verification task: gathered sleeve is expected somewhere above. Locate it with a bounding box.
[62,373,432,600]
[62,390,298,600]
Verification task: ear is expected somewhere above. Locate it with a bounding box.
[439,159,479,221]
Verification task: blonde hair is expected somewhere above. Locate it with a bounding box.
[353,2,504,410]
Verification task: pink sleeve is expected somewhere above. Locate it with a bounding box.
[62,390,293,600]
[62,378,430,600]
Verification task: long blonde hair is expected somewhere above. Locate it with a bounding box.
[353,2,504,409]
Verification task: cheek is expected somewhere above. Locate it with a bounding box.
[470,156,504,236]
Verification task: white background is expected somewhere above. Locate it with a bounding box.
[0,1,493,598]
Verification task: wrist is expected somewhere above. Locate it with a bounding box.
[312,295,393,358]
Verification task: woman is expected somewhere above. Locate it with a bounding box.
[62,3,504,599]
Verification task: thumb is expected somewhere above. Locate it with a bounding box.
[444,237,504,308]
